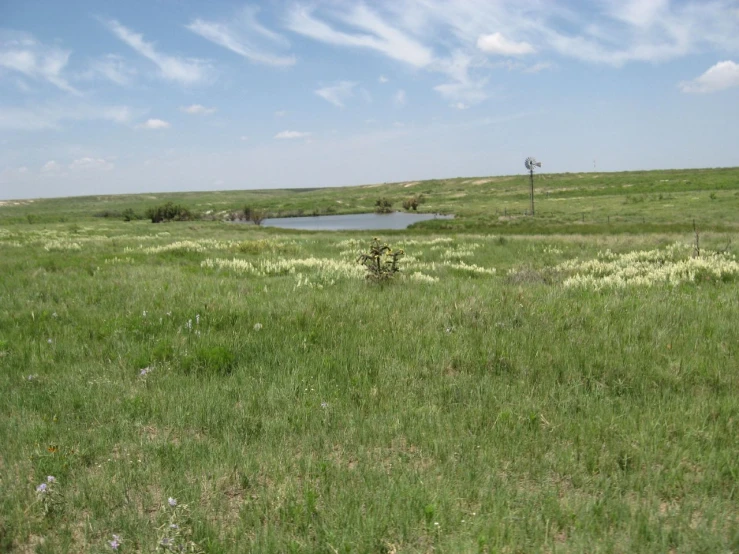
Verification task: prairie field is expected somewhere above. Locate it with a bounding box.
[1,168,738,553]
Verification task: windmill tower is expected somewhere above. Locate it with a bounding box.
[525,157,542,216]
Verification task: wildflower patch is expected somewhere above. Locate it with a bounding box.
[557,243,739,289]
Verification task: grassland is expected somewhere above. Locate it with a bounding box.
[1,167,738,553]
[2,166,738,234]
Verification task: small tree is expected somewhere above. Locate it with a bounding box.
[250,209,266,226]
[357,238,404,282]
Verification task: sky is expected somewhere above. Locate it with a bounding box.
[1,0,739,200]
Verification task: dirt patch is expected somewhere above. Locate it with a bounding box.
[402,182,419,188]
[15,534,45,554]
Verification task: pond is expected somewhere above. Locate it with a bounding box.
[259,212,453,231]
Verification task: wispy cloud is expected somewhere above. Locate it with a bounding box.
[523,61,554,74]
[607,0,670,28]
[285,0,739,109]
[137,118,170,130]
[275,110,287,117]
[284,4,487,107]
[187,7,295,67]
[0,32,79,94]
[680,60,739,93]
[315,81,356,107]
[0,103,134,131]
[286,5,433,67]
[86,54,136,86]
[393,89,406,107]
[275,130,310,139]
[68,157,114,171]
[538,0,737,66]
[181,104,216,115]
[378,75,389,83]
[103,19,211,85]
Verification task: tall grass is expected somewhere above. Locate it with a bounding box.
[0,221,737,552]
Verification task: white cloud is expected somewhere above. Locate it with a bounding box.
[379,75,389,83]
[187,7,295,67]
[680,60,739,93]
[315,81,356,107]
[137,118,170,130]
[240,135,249,141]
[68,157,114,171]
[477,32,535,55]
[87,54,136,86]
[104,19,211,85]
[41,160,62,173]
[181,104,216,115]
[393,89,406,107]
[0,32,79,94]
[275,110,287,117]
[275,130,310,139]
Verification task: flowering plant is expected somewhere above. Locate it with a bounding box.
[35,475,62,516]
[155,497,203,553]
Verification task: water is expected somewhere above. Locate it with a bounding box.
[259,212,453,231]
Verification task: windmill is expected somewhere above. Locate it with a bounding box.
[525,156,542,216]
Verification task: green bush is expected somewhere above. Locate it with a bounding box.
[122,208,142,222]
[145,202,195,223]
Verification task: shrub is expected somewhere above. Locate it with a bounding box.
[145,202,194,223]
[94,210,122,218]
[402,194,425,211]
[122,208,142,222]
[374,198,393,214]
[357,238,404,282]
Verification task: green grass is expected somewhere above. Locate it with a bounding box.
[1,169,738,552]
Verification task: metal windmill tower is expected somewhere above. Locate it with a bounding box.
[524,156,542,216]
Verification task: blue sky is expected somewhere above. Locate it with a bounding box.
[1,0,738,200]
